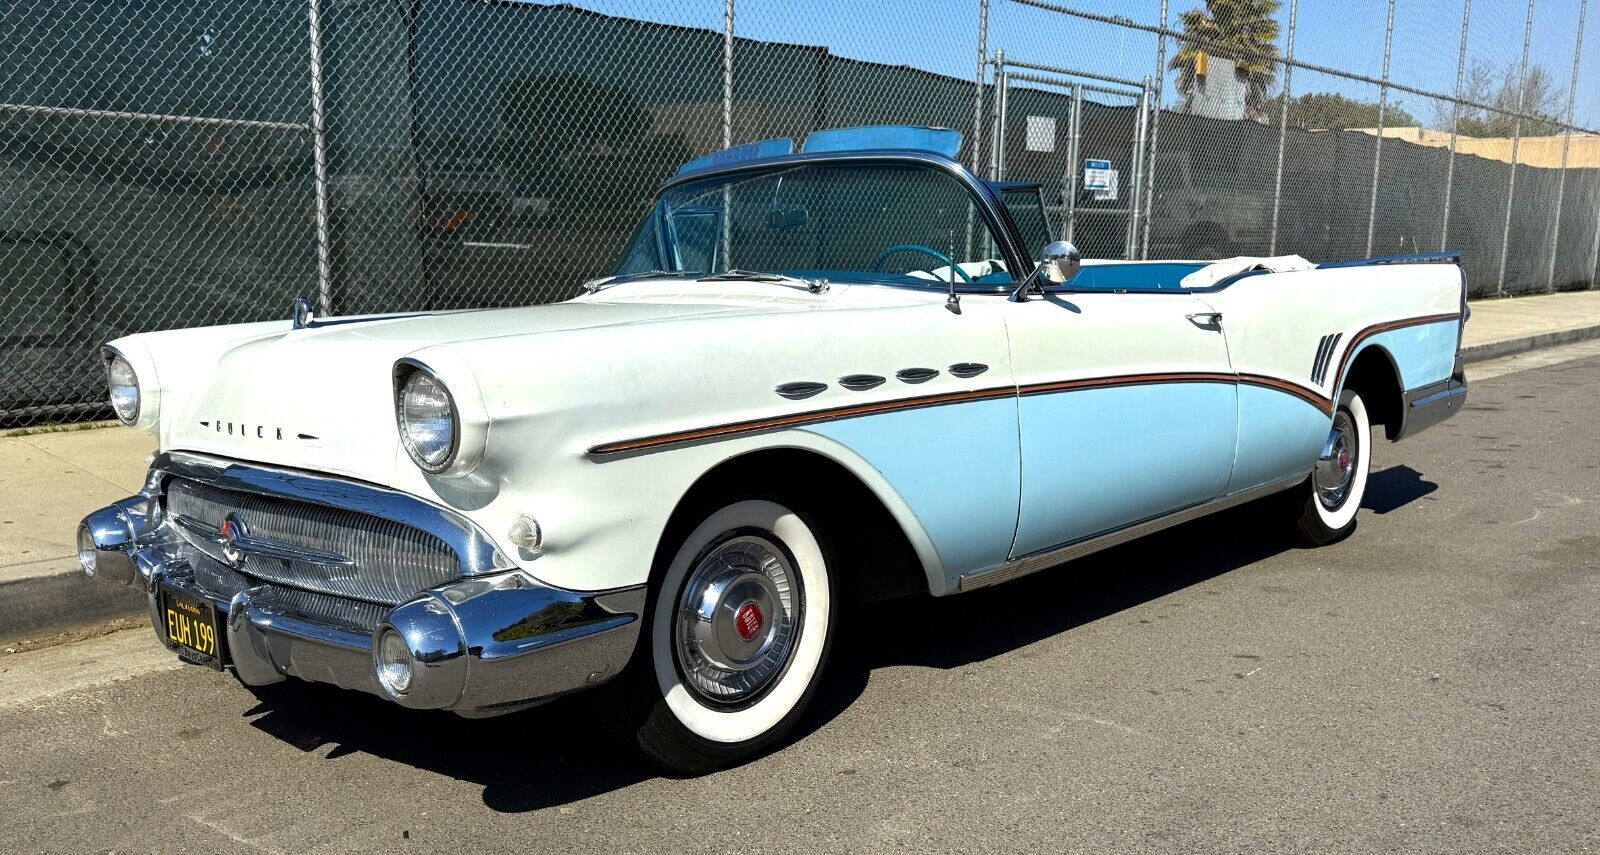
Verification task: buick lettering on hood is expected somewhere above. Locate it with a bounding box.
[79,126,1467,772]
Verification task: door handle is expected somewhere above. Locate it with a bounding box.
[1186,312,1223,327]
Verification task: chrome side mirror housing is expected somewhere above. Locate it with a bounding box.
[1039,240,1081,284]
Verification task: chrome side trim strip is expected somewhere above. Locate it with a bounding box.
[589,371,1325,458]
[957,473,1307,592]
[1409,385,1466,408]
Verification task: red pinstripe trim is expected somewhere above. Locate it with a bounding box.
[586,312,1459,457]
[588,384,1016,456]
[1015,371,1238,396]
[1331,312,1460,392]
[1238,373,1333,415]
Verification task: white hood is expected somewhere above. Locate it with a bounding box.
[130,298,779,483]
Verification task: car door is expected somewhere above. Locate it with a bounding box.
[1003,289,1238,558]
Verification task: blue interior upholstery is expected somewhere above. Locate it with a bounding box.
[1064,262,1205,291]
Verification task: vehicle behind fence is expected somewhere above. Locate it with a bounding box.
[3,0,1598,426]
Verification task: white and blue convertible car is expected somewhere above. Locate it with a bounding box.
[80,126,1467,772]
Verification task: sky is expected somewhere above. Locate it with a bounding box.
[545,0,1600,129]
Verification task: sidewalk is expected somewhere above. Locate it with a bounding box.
[4,288,1600,642]
[0,428,155,642]
[1459,289,1600,361]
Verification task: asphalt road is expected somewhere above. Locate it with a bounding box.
[4,349,1599,854]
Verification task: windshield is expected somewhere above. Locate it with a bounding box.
[614,162,1015,286]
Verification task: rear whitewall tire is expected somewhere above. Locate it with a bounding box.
[1294,389,1371,545]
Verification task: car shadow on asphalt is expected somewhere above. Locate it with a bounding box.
[241,467,1431,811]
[1362,465,1438,514]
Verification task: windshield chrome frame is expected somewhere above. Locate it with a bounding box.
[641,150,1035,295]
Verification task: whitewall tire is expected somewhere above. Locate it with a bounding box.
[601,498,835,773]
[1293,389,1372,545]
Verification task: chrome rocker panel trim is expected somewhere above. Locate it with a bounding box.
[1394,370,1467,441]
[958,473,1308,592]
[80,454,646,716]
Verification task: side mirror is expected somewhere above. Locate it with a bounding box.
[1039,240,1081,284]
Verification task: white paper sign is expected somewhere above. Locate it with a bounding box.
[1093,168,1119,201]
[1025,116,1057,152]
[1083,159,1113,190]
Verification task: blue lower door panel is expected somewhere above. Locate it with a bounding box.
[804,397,1022,580]
[1228,385,1330,494]
[1011,382,1237,558]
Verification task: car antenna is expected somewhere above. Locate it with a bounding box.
[945,227,961,314]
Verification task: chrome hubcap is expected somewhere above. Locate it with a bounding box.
[1315,411,1359,510]
[675,533,800,704]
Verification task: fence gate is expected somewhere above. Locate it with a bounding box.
[986,56,1152,260]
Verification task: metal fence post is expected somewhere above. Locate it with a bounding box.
[1548,0,1589,291]
[307,0,333,316]
[989,49,1005,180]
[722,0,734,149]
[974,0,990,175]
[1127,80,1150,257]
[721,0,735,267]
[1140,0,1169,259]
[1268,0,1298,257]
[1364,0,1396,258]
[1065,83,1082,244]
[997,54,1011,180]
[1592,193,1600,288]
[1496,0,1538,296]
[1441,0,1472,251]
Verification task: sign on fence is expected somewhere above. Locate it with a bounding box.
[1083,159,1113,191]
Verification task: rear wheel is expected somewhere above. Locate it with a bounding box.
[1292,389,1371,546]
[600,498,835,774]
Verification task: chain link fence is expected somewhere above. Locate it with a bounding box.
[3,0,1598,427]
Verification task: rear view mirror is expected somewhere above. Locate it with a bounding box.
[1038,240,1081,284]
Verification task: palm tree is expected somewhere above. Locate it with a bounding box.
[1170,0,1282,121]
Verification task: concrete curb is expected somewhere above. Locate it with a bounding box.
[1,564,146,644]
[1461,323,1600,364]
[7,323,1599,643]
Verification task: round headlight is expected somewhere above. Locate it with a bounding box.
[105,352,140,425]
[397,367,458,472]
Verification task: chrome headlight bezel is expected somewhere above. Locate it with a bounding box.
[394,360,461,474]
[103,347,140,425]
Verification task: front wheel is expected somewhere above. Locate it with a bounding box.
[599,498,835,774]
[1291,389,1372,546]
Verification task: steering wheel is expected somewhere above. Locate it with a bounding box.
[868,244,974,283]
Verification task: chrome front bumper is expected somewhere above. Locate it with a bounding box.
[78,452,644,717]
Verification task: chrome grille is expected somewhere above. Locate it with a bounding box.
[250,584,388,635]
[167,478,458,606]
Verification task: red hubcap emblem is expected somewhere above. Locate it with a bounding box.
[734,602,764,642]
[1337,447,1351,471]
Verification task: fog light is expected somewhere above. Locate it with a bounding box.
[376,630,414,696]
[76,526,97,577]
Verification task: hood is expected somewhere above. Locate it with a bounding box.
[152,298,777,482]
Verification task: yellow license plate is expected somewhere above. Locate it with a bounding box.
[159,585,224,670]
